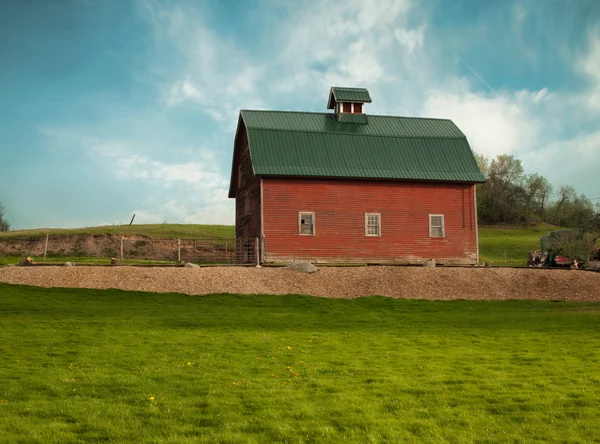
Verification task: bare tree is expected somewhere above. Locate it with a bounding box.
[0,202,9,232]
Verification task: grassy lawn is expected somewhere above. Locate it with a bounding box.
[1,284,599,442]
[0,224,235,240]
[479,223,559,266]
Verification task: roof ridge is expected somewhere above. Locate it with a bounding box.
[331,86,369,91]
[240,109,457,123]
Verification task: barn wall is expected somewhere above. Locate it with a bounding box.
[262,178,478,264]
[234,126,261,241]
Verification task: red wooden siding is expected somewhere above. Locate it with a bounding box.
[261,178,478,264]
[234,124,261,241]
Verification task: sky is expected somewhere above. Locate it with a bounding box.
[1,0,599,230]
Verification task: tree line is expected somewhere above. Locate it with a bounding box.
[474,153,599,229]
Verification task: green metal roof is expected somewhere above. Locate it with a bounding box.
[241,110,465,138]
[229,110,485,197]
[327,87,372,109]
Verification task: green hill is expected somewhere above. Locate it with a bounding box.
[0,224,236,240]
[478,223,560,266]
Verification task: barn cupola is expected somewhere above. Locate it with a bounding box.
[327,87,372,114]
[327,87,372,123]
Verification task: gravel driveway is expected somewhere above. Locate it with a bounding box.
[1,266,599,301]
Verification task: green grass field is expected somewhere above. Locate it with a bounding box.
[1,284,599,442]
[479,223,559,266]
[0,224,235,240]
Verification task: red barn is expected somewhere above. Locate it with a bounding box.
[228,87,485,265]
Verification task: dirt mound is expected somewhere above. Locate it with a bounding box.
[0,234,188,262]
[0,266,599,301]
[0,234,142,258]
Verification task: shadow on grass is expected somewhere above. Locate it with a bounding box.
[2,283,599,334]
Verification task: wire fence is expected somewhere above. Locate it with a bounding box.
[0,235,264,265]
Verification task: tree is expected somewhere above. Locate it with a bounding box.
[486,154,526,223]
[524,174,552,221]
[0,201,9,232]
[473,152,489,177]
[551,185,577,225]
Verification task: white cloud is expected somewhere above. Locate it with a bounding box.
[113,155,227,189]
[421,86,547,159]
[394,25,426,54]
[140,0,266,123]
[39,125,235,225]
[132,200,234,225]
[577,31,600,109]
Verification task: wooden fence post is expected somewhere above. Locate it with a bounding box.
[43,233,49,261]
[225,240,228,262]
[193,239,197,263]
[120,237,124,261]
[177,238,181,263]
[255,237,260,267]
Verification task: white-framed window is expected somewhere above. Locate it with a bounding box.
[429,214,445,238]
[365,213,381,237]
[299,212,315,236]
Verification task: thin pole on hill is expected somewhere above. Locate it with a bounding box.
[177,239,181,263]
[120,238,124,261]
[43,233,49,261]
[194,239,197,263]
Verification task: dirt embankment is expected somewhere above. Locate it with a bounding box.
[0,234,184,261]
[0,266,599,301]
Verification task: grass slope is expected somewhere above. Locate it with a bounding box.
[1,284,599,442]
[0,224,235,240]
[479,223,559,266]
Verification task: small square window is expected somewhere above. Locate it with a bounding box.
[365,213,381,237]
[299,212,315,236]
[429,214,445,238]
[353,103,363,113]
[342,102,352,113]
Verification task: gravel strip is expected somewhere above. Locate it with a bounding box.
[1,266,599,301]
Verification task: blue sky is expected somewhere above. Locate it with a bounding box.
[1,0,599,229]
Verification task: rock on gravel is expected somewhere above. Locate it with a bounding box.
[1,266,600,301]
[286,261,318,273]
[185,263,200,269]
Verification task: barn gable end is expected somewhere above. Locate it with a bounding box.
[230,120,261,242]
